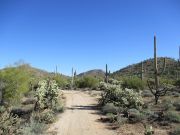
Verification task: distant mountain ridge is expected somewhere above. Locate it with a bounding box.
[78,69,105,78]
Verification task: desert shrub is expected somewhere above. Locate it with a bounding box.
[142,109,156,119]
[142,90,153,97]
[102,103,118,114]
[108,78,122,85]
[173,101,180,111]
[122,77,145,91]
[22,98,36,105]
[170,126,180,135]
[172,92,180,97]
[34,79,59,110]
[164,111,180,123]
[0,107,21,135]
[0,67,32,104]
[106,113,116,123]
[53,100,64,113]
[33,110,55,124]
[100,83,143,110]
[52,75,68,89]
[162,98,175,111]
[20,118,45,135]
[75,76,99,89]
[174,79,180,88]
[128,108,145,123]
[117,115,128,126]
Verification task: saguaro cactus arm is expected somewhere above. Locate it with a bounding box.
[158,58,166,76]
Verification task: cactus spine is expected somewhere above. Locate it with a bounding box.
[147,35,167,104]
[105,64,108,83]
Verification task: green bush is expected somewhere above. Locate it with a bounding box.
[174,79,180,88]
[117,115,128,126]
[52,75,68,89]
[173,101,180,111]
[122,77,145,91]
[128,108,145,123]
[102,103,118,114]
[53,100,64,113]
[33,109,55,124]
[75,76,99,89]
[106,113,116,123]
[164,111,180,123]
[0,66,32,104]
[162,98,175,111]
[20,118,45,135]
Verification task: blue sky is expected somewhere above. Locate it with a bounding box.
[0,0,180,75]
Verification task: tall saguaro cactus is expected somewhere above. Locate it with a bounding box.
[105,64,108,83]
[147,35,167,104]
[71,68,74,89]
[176,46,180,80]
[141,61,144,80]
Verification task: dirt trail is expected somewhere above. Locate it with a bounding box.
[47,90,117,135]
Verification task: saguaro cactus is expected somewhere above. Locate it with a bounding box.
[141,61,144,80]
[105,64,108,83]
[176,46,180,80]
[147,35,167,104]
[74,70,77,80]
[71,68,74,89]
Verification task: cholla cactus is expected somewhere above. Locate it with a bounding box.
[34,79,59,110]
[0,107,21,134]
[144,125,154,135]
[99,82,143,110]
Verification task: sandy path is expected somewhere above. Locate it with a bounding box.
[47,90,117,135]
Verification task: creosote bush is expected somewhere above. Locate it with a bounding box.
[102,103,118,114]
[20,116,45,135]
[164,111,180,123]
[122,77,145,91]
[75,76,99,89]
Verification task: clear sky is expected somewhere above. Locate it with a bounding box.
[0,0,180,75]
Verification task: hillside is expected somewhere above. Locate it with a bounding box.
[112,57,180,80]
[78,69,105,78]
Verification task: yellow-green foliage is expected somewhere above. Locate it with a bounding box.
[52,75,68,89]
[0,66,33,103]
[122,77,146,91]
[75,76,99,89]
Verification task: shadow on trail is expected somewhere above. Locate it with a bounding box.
[67,104,100,111]
[67,104,118,131]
